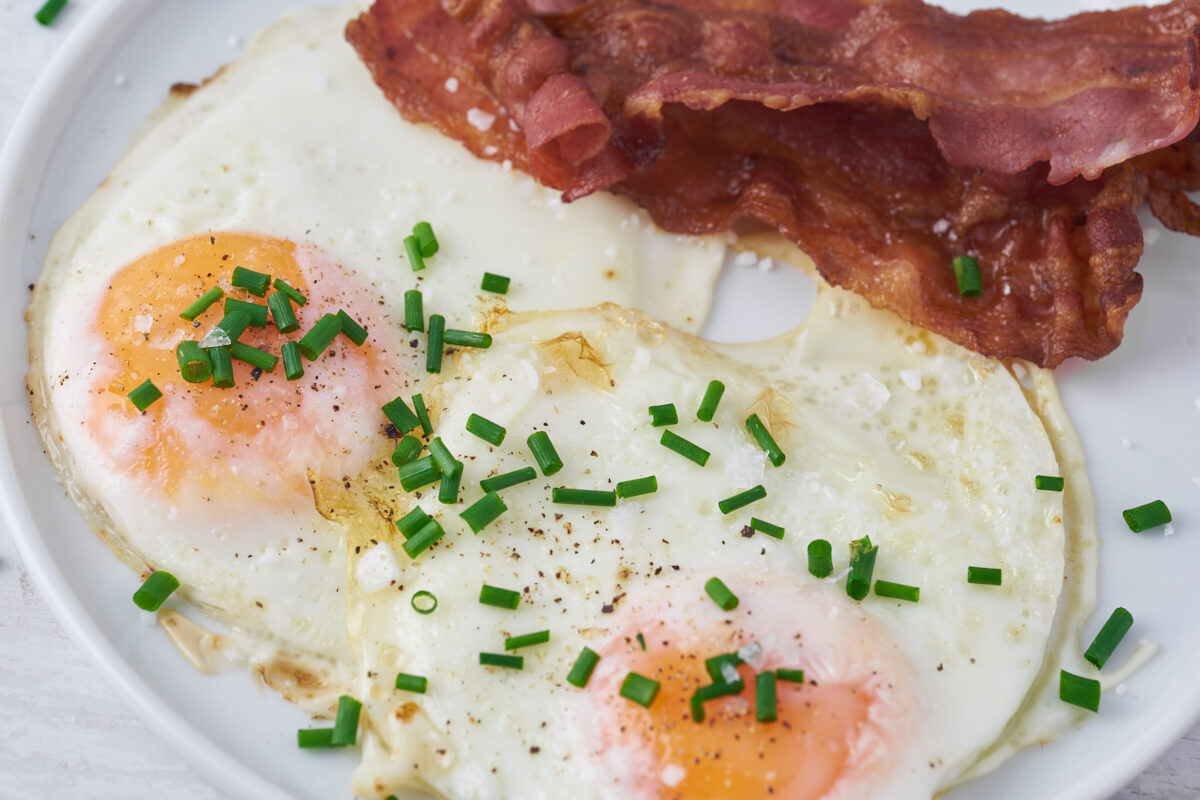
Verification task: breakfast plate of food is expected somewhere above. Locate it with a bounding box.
[1,0,1198,798]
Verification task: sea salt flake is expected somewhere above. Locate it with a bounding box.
[847,374,890,416]
[898,369,922,391]
[661,765,686,788]
[444,77,459,93]
[467,108,496,131]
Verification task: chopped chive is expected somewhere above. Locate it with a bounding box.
[395,673,428,693]
[619,672,660,708]
[273,278,307,306]
[745,414,785,467]
[398,456,441,492]
[953,255,983,298]
[704,652,743,683]
[439,462,463,505]
[404,235,427,271]
[34,0,68,27]
[175,341,213,383]
[704,577,738,611]
[636,633,646,651]
[428,437,458,474]
[267,291,299,333]
[505,630,551,650]
[224,298,269,327]
[180,286,224,321]
[210,346,234,388]
[443,329,492,349]
[466,413,506,446]
[296,728,336,749]
[401,517,444,558]
[395,506,431,538]
[552,487,617,507]
[426,314,445,373]
[755,672,778,722]
[1123,500,1172,532]
[480,467,537,493]
[330,695,362,746]
[391,435,423,466]
[690,681,743,722]
[216,309,253,342]
[337,310,368,346]
[808,538,833,578]
[479,584,521,609]
[383,396,422,435]
[480,652,523,669]
[616,476,657,499]
[648,403,678,427]
[749,517,784,539]
[298,313,341,360]
[132,570,179,611]
[846,536,878,601]
[231,266,271,296]
[230,342,278,372]
[410,590,437,615]
[281,341,304,381]
[1059,670,1100,712]
[481,272,510,294]
[776,668,805,683]
[660,429,710,466]
[527,431,563,476]
[461,491,507,533]
[1035,475,1065,492]
[413,221,439,257]
[967,566,1002,586]
[404,289,424,332]
[566,647,600,688]
[874,580,920,603]
[718,484,766,515]
[696,380,725,422]
[412,393,434,435]
[1085,607,1134,669]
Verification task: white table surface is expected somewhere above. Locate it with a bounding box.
[0,2,1197,799]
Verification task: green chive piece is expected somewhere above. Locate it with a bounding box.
[281,341,304,381]
[776,668,805,683]
[505,630,551,650]
[267,291,299,333]
[806,542,835,578]
[175,341,213,383]
[224,298,269,327]
[846,536,878,601]
[216,309,253,342]
[402,517,445,559]
[398,456,441,492]
[480,467,537,493]
[696,380,725,422]
[619,672,661,708]
[439,462,463,505]
[967,566,1002,586]
[391,435,423,466]
[404,235,427,271]
[411,590,437,614]
[466,413,506,446]
[210,346,234,388]
[231,266,271,296]
[527,431,563,476]
[411,393,433,435]
[34,0,68,27]
[749,517,784,539]
[953,255,983,298]
[874,580,920,603]
[1035,475,1065,492]
[298,313,341,360]
[413,221,439,257]
[297,728,336,749]
[704,577,738,611]
[443,329,492,349]
[637,633,646,651]
[461,491,507,533]
[755,672,778,722]
[1123,500,1172,532]
[479,584,521,609]
[273,278,307,306]
[404,289,424,332]
[1059,670,1101,713]
[395,506,431,538]
[480,652,523,669]
[330,695,362,746]
[704,652,743,683]
[660,429,710,466]
[567,647,600,688]
[718,485,766,515]
[552,487,617,507]
[745,414,785,467]
[395,673,428,693]
[132,570,179,611]
[648,403,678,427]
[230,342,278,372]
[427,314,445,373]
[337,310,368,346]
[690,680,745,722]
[383,396,422,435]
[481,272,510,294]
[180,286,224,321]
[428,437,460,476]
[1085,607,1134,669]
[616,476,657,499]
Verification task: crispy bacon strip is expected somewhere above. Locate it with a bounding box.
[347,0,1200,365]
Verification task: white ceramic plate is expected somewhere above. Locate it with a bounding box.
[1,1,1197,799]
